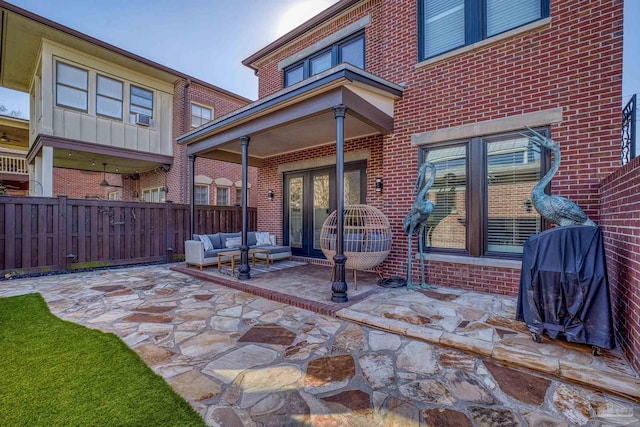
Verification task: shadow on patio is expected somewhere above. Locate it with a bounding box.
[172,261,640,402]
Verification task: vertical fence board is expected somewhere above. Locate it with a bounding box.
[21,203,31,269]
[4,203,15,269]
[37,203,48,267]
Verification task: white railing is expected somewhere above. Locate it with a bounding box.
[0,155,28,174]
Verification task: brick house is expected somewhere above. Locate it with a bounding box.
[179,0,638,373]
[0,1,257,207]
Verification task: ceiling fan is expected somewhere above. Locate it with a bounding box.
[0,132,20,142]
[100,163,122,188]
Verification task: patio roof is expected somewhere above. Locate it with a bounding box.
[177,64,403,167]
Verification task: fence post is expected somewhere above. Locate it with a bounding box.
[57,195,68,271]
[165,200,174,263]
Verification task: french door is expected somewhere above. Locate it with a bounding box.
[284,162,366,257]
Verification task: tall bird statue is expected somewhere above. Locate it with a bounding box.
[403,160,437,290]
[527,127,596,227]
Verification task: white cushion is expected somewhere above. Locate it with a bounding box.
[255,232,271,246]
[225,236,242,248]
[198,235,213,251]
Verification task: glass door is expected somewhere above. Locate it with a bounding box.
[285,162,367,258]
[288,175,304,249]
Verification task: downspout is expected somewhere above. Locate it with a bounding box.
[182,79,191,203]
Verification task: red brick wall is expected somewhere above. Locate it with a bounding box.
[53,168,122,199]
[168,80,256,205]
[257,135,384,243]
[252,0,623,295]
[600,156,640,374]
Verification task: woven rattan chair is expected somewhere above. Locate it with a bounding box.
[320,204,392,288]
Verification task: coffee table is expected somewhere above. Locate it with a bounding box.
[217,248,271,273]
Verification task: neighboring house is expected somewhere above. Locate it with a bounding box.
[0,1,257,206]
[179,0,637,372]
[0,114,29,195]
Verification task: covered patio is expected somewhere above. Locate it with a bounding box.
[177,63,403,303]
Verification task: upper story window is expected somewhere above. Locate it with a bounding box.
[419,0,549,60]
[130,85,153,118]
[194,184,210,205]
[284,32,365,87]
[56,62,88,111]
[191,103,213,128]
[420,127,546,257]
[96,75,123,119]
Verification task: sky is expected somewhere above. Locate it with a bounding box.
[0,0,638,119]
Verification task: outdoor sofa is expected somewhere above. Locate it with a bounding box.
[185,231,292,270]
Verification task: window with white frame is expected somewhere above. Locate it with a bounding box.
[141,187,166,203]
[108,191,119,200]
[191,103,213,128]
[216,187,230,206]
[420,127,546,257]
[194,184,210,205]
[96,75,123,119]
[235,187,243,205]
[419,0,549,60]
[130,85,153,118]
[56,62,88,111]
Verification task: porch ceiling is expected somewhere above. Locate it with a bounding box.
[177,64,403,167]
[26,135,173,174]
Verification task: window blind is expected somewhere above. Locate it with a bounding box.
[487,0,541,37]
[423,0,465,58]
[486,136,541,253]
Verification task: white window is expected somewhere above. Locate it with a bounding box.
[191,103,213,128]
[108,191,119,200]
[130,85,153,117]
[97,75,123,119]
[56,62,88,111]
[216,187,230,205]
[194,185,209,205]
[235,187,243,205]
[142,187,166,203]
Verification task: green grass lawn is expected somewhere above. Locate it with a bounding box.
[0,293,205,426]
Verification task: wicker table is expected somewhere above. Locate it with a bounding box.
[217,248,270,273]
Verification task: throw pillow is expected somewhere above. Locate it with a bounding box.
[255,232,271,246]
[199,235,213,251]
[207,234,223,249]
[225,236,242,248]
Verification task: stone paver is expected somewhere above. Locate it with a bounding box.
[1,264,639,426]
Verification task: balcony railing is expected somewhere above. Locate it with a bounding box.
[0,155,28,175]
[622,94,637,166]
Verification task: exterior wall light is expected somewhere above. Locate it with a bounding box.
[267,189,274,200]
[375,178,383,193]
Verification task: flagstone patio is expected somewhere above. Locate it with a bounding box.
[1,264,639,426]
[174,261,640,403]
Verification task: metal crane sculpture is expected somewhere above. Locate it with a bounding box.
[527,127,596,227]
[403,160,437,290]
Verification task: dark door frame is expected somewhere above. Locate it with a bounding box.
[283,160,367,258]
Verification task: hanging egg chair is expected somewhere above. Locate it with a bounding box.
[320,204,392,287]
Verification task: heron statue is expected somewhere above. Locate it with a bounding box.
[526,127,596,227]
[403,160,437,290]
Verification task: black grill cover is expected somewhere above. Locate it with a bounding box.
[516,225,615,349]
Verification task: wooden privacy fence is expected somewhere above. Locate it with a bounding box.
[0,195,257,275]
